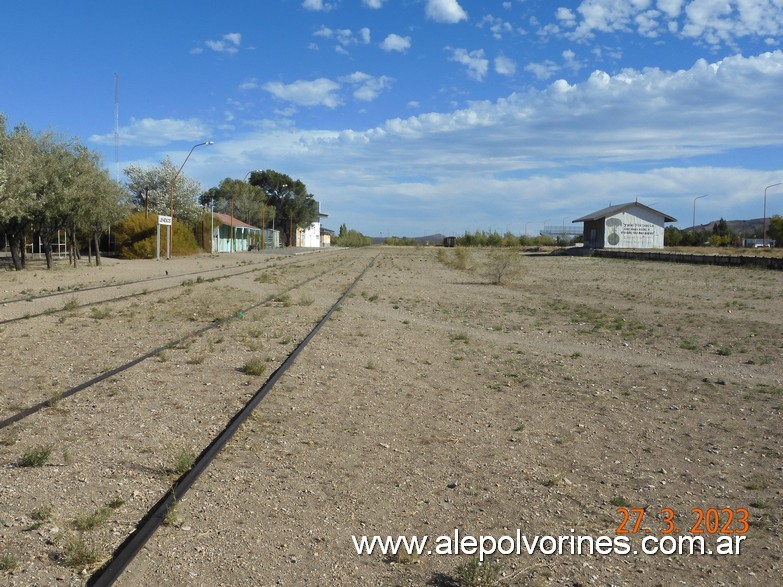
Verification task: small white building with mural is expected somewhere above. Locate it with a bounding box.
[573,202,677,249]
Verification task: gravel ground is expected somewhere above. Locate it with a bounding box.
[1,247,781,586]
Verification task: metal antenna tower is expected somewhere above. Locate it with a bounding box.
[114,73,120,181]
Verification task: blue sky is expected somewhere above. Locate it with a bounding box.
[3,0,783,236]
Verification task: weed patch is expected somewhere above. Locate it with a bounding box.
[19,444,54,467]
[61,536,101,569]
[169,446,196,476]
[242,357,267,376]
[0,553,18,572]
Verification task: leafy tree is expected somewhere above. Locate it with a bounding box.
[708,217,735,246]
[200,177,274,228]
[248,169,319,246]
[76,165,130,265]
[124,157,202,224]
[29,133,78,268]
[0,120,38,269]
[768,215,783,247]
[664,226,683,246]
[124,164,161,218]
[712,218,730,237]
[1,116,132,269]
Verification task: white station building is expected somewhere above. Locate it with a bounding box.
[573,202,677,249]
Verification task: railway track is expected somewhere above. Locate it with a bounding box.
[0,252,354,430]
[0,248,378,585]
[0,249,344,326]
[88,253,377,586]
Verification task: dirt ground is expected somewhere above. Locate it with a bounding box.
[0,247,781,586]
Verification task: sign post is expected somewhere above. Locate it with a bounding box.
[157,215,172,260]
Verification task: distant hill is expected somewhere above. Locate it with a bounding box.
[689,218,766,234]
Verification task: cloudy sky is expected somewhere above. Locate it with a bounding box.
[3,0,783,236]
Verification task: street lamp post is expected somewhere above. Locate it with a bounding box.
[168,140,213,258]
[692,194,708,234]
[763,183,782,246]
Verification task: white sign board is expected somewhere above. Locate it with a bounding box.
[158,215,172,226]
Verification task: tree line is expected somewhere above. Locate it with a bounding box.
[664,218,783,247]
[200,169,319,249]
[1,116,323,269]
[0,115,128,270]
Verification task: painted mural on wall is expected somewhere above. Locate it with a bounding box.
[605,212,664,248]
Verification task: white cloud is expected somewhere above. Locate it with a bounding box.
[203,32,242,54]
[480,15,515,39]
[426,0,468,24]
[525,60,560,80]
[449,48,489,80]
[263,78,343,108]
[556,7,577,27]
[341,72,395,101]
[494,54,517,76]
[362,0,385,7]
[302,0,337,11]
[557,0,783,45]
[186,52,783,235]
[314,26,370,50]
[89,117,211,147]
[657,0,685,19]
[238,78,259,91]
[380,33,412,52]
[378,51,783,165]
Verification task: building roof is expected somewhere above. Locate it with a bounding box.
[212,212,261,230]
[572,202,677,223]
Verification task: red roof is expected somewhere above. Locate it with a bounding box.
[212,212,261,230]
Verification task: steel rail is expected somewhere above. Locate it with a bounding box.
[0,256,357,431]
[87,254,376,587]
[0,250,343,326]
[0,258,269,306]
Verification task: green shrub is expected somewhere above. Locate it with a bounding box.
[452,247,472,270]
[242,357,267,376]
[19,444,54,467]
[0,553,18,571]
[454,557,500,586]
[113,211,201,259]
[483,249,524,285]
[170,446,196,475]
[332,229,374,247]
[61,536,100,569]
[72,507,112,531]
